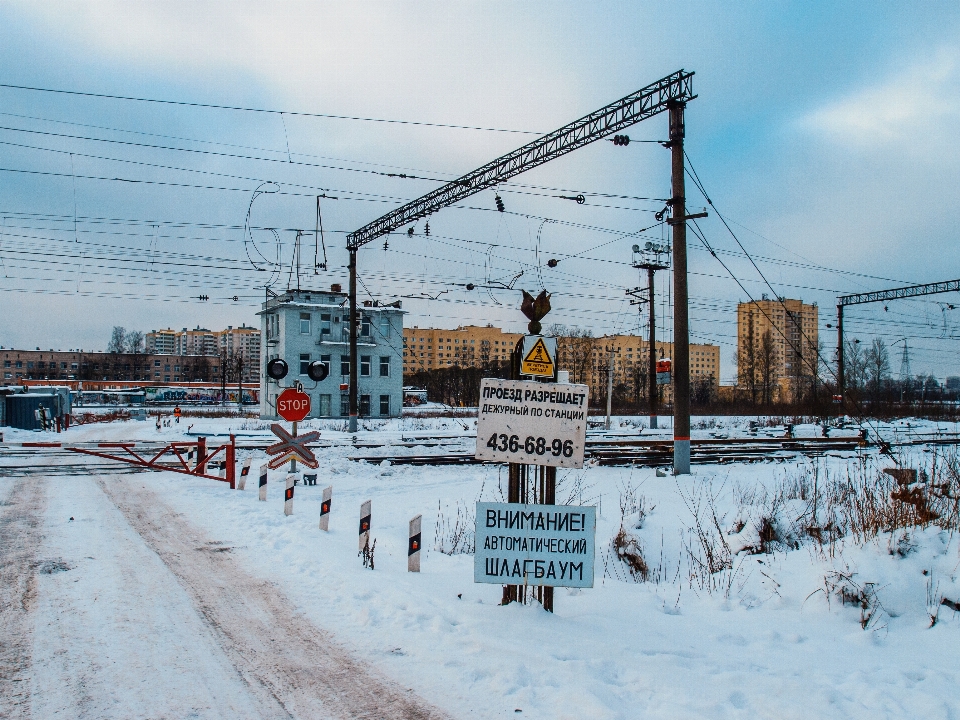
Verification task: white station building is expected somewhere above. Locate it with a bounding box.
[258,286,404,420]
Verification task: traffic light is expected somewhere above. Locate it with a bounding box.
[266,358,289,380]
[495,194,505,212]
[307,360,329,382]
[613,134,630,146]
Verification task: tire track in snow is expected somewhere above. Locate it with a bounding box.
[96,474,452,720]
[0,476,47,720]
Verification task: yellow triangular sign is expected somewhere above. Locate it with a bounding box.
[521,337,555,377]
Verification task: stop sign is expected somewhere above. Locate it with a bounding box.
[277,387,311,422]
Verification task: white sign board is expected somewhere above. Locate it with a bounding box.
[475,379,589,468]
[475,502,596,588]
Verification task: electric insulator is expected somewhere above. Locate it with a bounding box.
[495,194,505,212]
[407,227,414,236]
[424,222,430,236]
[465,283,475,290]
[613,134,630,146]
[547,259,558,268]
[198,294,209,301]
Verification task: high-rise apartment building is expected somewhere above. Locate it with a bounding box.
[218,324,261,382]
[145,328,178,355]
[403,325,523,373]
[402,325,719,404]
[737,297,818,402]
[176,327,217,357]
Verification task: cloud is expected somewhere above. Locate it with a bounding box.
[801,46,960,153]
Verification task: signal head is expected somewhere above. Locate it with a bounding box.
[266,358,289,380]
[307,360,329,382]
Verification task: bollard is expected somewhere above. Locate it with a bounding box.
[284,473,296,515]
[359,500,371,550]
[319,486,332,531]
[408,515,422,572]
[227,434,236,489]
[238,457,252,491]
[196,437,207,475]
[258,464,268,501]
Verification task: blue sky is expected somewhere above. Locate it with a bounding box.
[1,1,959,382]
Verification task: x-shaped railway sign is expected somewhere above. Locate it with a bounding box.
[266,423,321,469]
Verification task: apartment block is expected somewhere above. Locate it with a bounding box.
[0,348,222,385]
[176,327,218,356]
[737,296,819,402]
[145,328,177,355]
[403,325,524,374]
[218,324,261,383]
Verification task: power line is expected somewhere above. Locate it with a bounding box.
[0,82,541,135]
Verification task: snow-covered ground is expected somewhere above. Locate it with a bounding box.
[2,415,959,719]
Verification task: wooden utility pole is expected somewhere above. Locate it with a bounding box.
[669,101,691,475]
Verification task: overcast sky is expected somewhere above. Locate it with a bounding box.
[1,1,959,382]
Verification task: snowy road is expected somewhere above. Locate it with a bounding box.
[0,460,449,720]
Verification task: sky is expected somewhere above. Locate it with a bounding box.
[0,1,959,383]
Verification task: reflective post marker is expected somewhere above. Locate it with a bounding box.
[284,473,296,516]
[319,485,332,531]
[359,500,371,550]
[408,515,422,572]
[238,457,252,491]
[258,464,268,501]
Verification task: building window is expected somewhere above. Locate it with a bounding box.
[379,356,390,377]
[340,393,349,416]
[164,375,170,382]
[361,315,371,337]
[300,312,311,334]
[318,394,331,416]
[27,362,34,369]
[2,360,8,367]
[360,356,371,376]
[340,355,350,376]
[320,314,331,336]
[379,316,391,338]
[300,353,310,375]
[320,354,331,375]
[379,394,390,416]
[360,394,370,416]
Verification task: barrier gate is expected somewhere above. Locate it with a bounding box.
[68,435,237,488]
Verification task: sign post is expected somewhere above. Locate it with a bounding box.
[476,324,590,612]
[408,515,422,572]
[319,486,332,531]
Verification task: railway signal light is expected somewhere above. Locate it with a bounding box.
[307,360,329,382]
[613,134,630,146]
[266,358,289,380]
[495,194,505,212]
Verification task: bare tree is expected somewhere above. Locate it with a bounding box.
[107,326,126,354]
[865,337,890,401]
[125,330,145,354]
[553,326,595,385]
[757,329,777,405]
[843,338,867,399]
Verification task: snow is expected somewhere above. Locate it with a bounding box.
[3,414,960,718]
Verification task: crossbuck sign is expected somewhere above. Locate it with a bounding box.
[266,423,320,469]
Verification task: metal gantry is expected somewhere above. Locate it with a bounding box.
[836,278,960,405]
[344,70,696,471]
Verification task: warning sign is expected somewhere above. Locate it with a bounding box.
[520,336,557,378]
